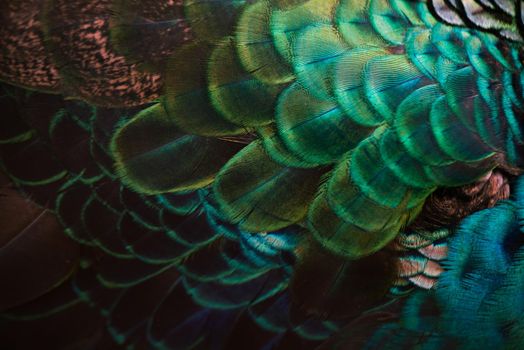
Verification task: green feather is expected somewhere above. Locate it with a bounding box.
[405,27,438,80]
[336,0,385,47]
[475,78,506,151]
[348,134,431,208]
[269,0,310,10]
[270,0,338,64]
[369,0,411,45]
[430,95,495,162]
[477,33,516,71]
[431,24,469,64]
[379,129,436,189]
[208,38,286,127]
[292,24,347,99]
[395,84,454,166]
[391,0,425,26]
[465,35,500,80]
[326,136,428,231]
[276,83,372,165]
[502,86,524,145]
[258,126,317,168]
[435,56,462,86]
[163,44,243,136]
[424,158,496,186]
[213,141,324,232]
[111,103,242,194]
[236,1,294,84]
[308,186,421,259]
[443,66,479,132]
[184,0,246,42]
[364,55,430,123]
[333,47,388,127]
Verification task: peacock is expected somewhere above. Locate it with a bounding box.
[0,0,523,348]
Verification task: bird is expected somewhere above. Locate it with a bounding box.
[0,0,522,348]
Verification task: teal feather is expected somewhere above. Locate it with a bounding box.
[369,0,411,45]
[333,47,389,127]
[431,24,469,64]
[405,27,439,80]
[276,83,372,164]
[292,24,347,99]
[364,55,430,123]
[379,129,436,189]
[270,0,338,64]
[257,126,317,168]
[208,38,286,128]
[395,84,454,166]
[430,96,495,162]
[3,1,524,348]
[336,0,386,47]
[236,1,294,85]
[111,104,243,194]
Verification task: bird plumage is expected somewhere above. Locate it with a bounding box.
[0,0,523,349]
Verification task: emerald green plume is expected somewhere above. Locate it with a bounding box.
[110,0,524,259]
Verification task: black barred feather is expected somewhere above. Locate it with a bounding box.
[429,0,524,41]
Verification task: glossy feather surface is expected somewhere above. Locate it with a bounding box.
[1,0,524,348]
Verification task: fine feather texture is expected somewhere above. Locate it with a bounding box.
[0,1,61,93]
[1,0,524,348]
[321,177,524,349]
[109,0,193,72]
[0,82,519,349]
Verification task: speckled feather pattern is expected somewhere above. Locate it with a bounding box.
[0,1,61,92]
[43,0,162,107]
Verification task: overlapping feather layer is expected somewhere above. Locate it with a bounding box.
[106,0,524,259]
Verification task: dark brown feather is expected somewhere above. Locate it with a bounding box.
[0,175,80,311]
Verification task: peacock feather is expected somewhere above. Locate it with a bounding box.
[0,0,523,349]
